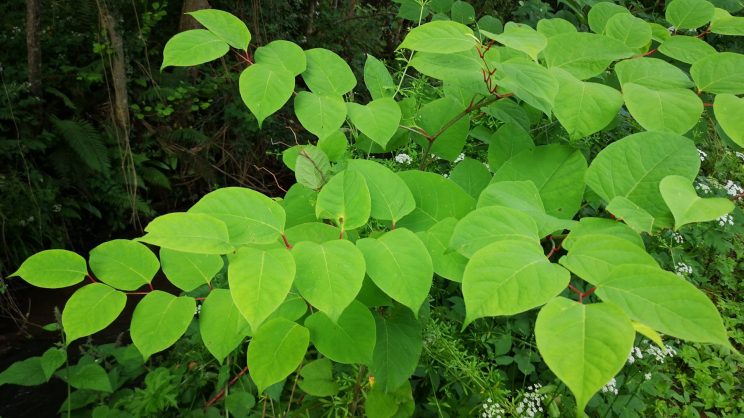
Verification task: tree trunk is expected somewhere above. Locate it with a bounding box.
[97,1,129,135]
[179,0,211,32]
[26,0,42,98]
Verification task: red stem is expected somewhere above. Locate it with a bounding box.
[205,366,250,408]
[281,233,292,249]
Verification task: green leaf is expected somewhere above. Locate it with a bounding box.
[63,361,112,392]
[347,160,416,225]
[710,8,744,35]
[632,321,666,350]
[239,64,295,128]
[41,348,67,380]
[484,99,531,130]
[487,122,534,171]
[493,58,558,116]
[410,49,484,88]
[650,22,674,42]
[347,99,402,147]
[356,228,433,315]
[537,18,577,38]
[450,158,491,198]
[160,248,223,292]
[605,14,652,49]
[551,68,623,140]
[463,240,569,325]
[660,175,735,229]
[292,240,366,321]
[397,170,476,231]
[482,22,547,60]
[187,9,250,50]
[304,301,376,364]
[493,144,587,219]
[559,234,659,285]
[298,358,339,397]
[283,183,318,228]
[562,217,644,251]
[267,293,308,323]
[302,48,357,96]
[536,297,635,413]
[666,0,716,29]
[691,52,744,94]
[606,196,657,233]
[138,212,234,254]
[370,306,422,392]
[451,0,476,24]
[0,357,47,387]
[247,318,309,393]
[11,249,87,289]
[285,222,342,244]
[254,40,306,75]
[588,2,631,34]
[413,97,470,161]
[89,240,158,291]
[225,391,256,416]
[200,289,251,364]
[131,291,195,360]
[161,30,229,69]
[315,170,371,231]
[450,206,540,257]
[544,32,633,80]
[62,283,126,344]
[228,247,296,331]
[710,0,744,12]
[614,58,694,89]
[418,218,468,282]
[294,92,347,139]
[596,265,730,346]
[622,83,703,134]
[296,146,331,191]
[714,93,744,146]
[477,15,504,35]
[398,20,476,53]
[366,381,415,418]
[657,35,717,64]
[364,55,396,99]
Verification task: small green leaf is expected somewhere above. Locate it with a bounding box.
[660,175,734,229]
[544,32,633,80]
[370,306,422,392]
[622,83,703,134]
[138,212,234,254]
[200,289,251,364]
[691,52,744,94]
[347,160,416,225]
[562,217,644,250]
[398,20,476,53]
[710,8,744,35]
[160,249,223,292]
[41,348,66,380]
[302,48,357,96]
[63,283,126,344]
[588,2,631,34]
[298,358,339,397]
[632,321,665,350]
[347,99,402,147]
[317,130,347,161]
[666,0,716,29]
[487,122,534,171]
[537,18,577,38]
[131,291,195,360]
[364,55,396,99]
[295,146,331,191]
[657,35,717,64]
[304,300,376,364]
[615,58,694,89]
[450,206,540,257]
[62,361,112,392]
[714,93,744,146]
[254,40,306,75]
[449,158,492,199]
[239,64,295,127]
[413,97,470,161]
[187,9,250,50]
[451,0,476,24]
[604,14,652,49]
[316,170,371,231]
[418,218,468,282]
[282,183,319,228]
[89,240,159,291]
[247,318,309,393]
[482,22,547,60]
[606,196,657,233]
[11,249,87,289]
[294,92,347,139]
[397,170,476,231]
[161,29,229,69]
[493,58,558,116]
[559,234,659,285]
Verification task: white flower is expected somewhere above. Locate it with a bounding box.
[516,383,547,417]
[644,372,652,381]
[671,232,684,244]
[480,397,504,418]
[394,153,412,165]
[675,262,693,276]
[601,377,619,395]
[668,25,676,33]
[723,180,743,197]
[735,151,744,161]
[698,149,708,161]
[442,173,449,178]
[454,153,466,163]
[627,346,643,364]
[718,214,734,227]
[646,343,677,363]
[195,304,202,316]
[695,181,712,194]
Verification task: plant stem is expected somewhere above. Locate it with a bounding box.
[393,1,426,98]
[350,365,367,415]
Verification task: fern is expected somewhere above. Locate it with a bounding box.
[51,117,111,176]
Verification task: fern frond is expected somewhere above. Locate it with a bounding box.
[51,117,112,176]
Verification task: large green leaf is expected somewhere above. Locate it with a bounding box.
[543,32,633,80]
[413,97,470,161]
[138,212,233,254]
[11,249,87,289]
[449,158,492,198]
[292,240,366,321]
[187,9,250,50]
[159,249,223,292]
[595,265,730,346]
[666,0,715,29]
[228,247,296,331]
[660,175,734,229]
[714,93,744,146]
[585,131,700,229]
[657,35,717,64]
[398,20,476,53]
[587,2,631,33]
[316,170,371,231]
[410,49,483,85]
[297,358,339,397]
[131,291,195,360]
[710,8,744,35]
[606,196,657,233]
[492,144,587,219]
[397,171,476,231]
[537,18,578,38]
[302,48,357,96]
[161,30,228,69]
[364,54,396,100]
[487,122,534,171]
[0,357,48,387]
[622,83,703,134]
[304,301,376,364]
[691,52,744,94]
[189,187,285,247]
[200,289,251,364]
[62,283,126,344]
[283,183,319,228]
[247,318,309,393]
[370,306,422,392]
[356,228,433,314]
[418,218,468,282]
[295,145,331,191]
[239,64,295,128]
[482,22,547,60]
[254,40,305,75]
[559,235,658,285]
[347,99,401,147]
[463,240,569,325]
[294,92,347,140]
[89,240,159,291]
[605,13,652,49]
[551,68,623,140]
[450,206,539,257]
[615,57,694,89]
[493,58,558,116]
[536,298,635,414]
[347,160,416,225]
[284,222,341,244]
[562,217,644,250]
[60,360,112,392]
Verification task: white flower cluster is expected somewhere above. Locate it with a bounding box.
[718,214,734,227]
[675,262,693,276]
[481,398,505,418]
[644,372,653,381]
[698,149,708,161]
[627,346,644,364]
[695,180,712,194]
[601,377,619,395]
[646,343,677,363]
[724,180,743,197]
[484,162,491,172]
[735,151,744,162]
[516,384,546,417]
[454,153,466,163]
[671,232,684,244]
[195,304,202,316]
[394,153,412,165]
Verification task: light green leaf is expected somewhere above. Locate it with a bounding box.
[450,206,539,257]
[138,212,234,254]
[347,160,415,225]
[486,122,534,171]
[650,22,674,42]
[559,234,658,285]
[161,29,229,69]
[298,358,339,397]
[11,249,87,289]
[295,145,331,191]
[187,9,250,50]
[657,35,717,64]
[285,222,342,244]
[398,20,476,53]
[295,92,347,139]
[316,170,371,231]
[370,306,422,392]
[666,0,716,29]
[691,52,744,94]
[606,196,657,233]
[364,55,396,99]
[247,318,309,393]
[228,247,296,331]
[484,98,531,130]
[562,217,644,251]
[304,300,376,364]
[366,381,415,418]
[451,0,476,24]
[714,93,744,146]
[418,218,468,282]
[633,321,666,350]
[318,130,347,162]
[89,240,158,291]
[537,18,577,38]
[450,158,492,198]
[622,83,703,134]
[63,361,112,392]
[536,297,635,414]
[302,48,357,96]
[464,240,569,325]
[596,265,730,346]
[413,97,470,161]
[482,22,547,60]
[660,175,734,229]
[397,170,476,231]
[282,184,318,228]
[493,58,558,115]
[160,248,223,292]
[356,228,433,315]
[544,32,633,80]
[62,283,126,344]
[588,2,631,34]
[131,291,195,360]
[200,289,251,364]
[477,15,504,35]
[614,58,694,89]
[239,64,295,127]
[604,13,652,49]
[41,348,66,380]
[710,8,744,35]
[347,98,401,147]
[254,40,305,75]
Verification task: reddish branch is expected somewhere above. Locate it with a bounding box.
[205,365,250,408]
[568,284,597,304]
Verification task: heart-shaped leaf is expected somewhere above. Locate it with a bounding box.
[660,175,734,230]
[347,98,401,147]
[714,93,744,147]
